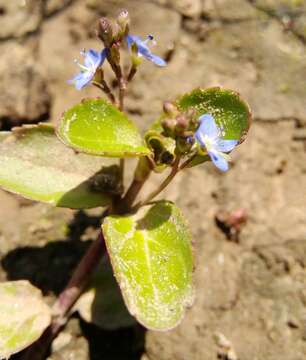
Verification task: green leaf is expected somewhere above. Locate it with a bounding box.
[57,98,151,157]
[0,124,121,208]
[177,87,251,142]
[0,281,51,359]
[102,201,194,330]
[74,256,135,330]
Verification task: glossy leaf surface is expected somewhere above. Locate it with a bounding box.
[0,124,120,208]
[177,87,251,142]
[0,281,51,359]
[57,98,151,157]
[102,201,194,330]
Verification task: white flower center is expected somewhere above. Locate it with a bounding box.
[199,133,217,152]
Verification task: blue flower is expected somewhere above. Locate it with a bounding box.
[68,49,107,90]
[195,114,238,172]
[126,34,166,67]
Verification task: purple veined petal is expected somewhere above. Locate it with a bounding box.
[126,35,134,50]
[84,49,103,69]
[145,53,167,66]
[126,34,167,67]
[126,34,148,56]
[194,127,206,148]
[126,35,149,52]
[198,114,219,139]
[128,35,143,44]
[67,73,84,88]
[135,43,151,57]
[69,71,93,90]
[208,150,229,172]
[215,139,238,153]
[67,72,84,83]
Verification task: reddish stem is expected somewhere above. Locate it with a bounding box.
[22,232,106,360]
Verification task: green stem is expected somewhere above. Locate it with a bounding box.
[127,64,137,82]
[120,157,152,212]
[133,156,181,209]
[179,153,197,170]
[92,81,116,104]
[105,52,126,111]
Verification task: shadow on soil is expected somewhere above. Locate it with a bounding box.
[1,210,145,360]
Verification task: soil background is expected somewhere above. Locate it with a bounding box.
[0,0,306,359]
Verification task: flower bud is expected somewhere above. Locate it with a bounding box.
[175,115,189,134]
[131,52,142,66]
[117,10,130,35]
[161,118,176,135]
[163,101,178,116]
[98,17,113,47]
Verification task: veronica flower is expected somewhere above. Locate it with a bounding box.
[126,34,166,67]
[69,49,107,90]
[195,114,238,172]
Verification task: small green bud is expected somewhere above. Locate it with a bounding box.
[130,43,142,67]
[117,10,130,36]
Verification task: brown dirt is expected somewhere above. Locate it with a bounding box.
[0,0,306,359]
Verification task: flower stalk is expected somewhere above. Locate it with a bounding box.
[133,155,181,210]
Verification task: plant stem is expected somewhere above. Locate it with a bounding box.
[21,154,179,359]
[179,153,197,170]
[127,64,137,82]
[92,81,116,104]
[55,233,106,316]
[21,232,106,360]
[118,76,127,111]
[119,157,152,212]
[105,51,126,111]
[133,156,181,209]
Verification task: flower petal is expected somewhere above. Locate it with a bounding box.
[194,128,206,148]
[69,71,93,90]
[84,49,103,68]
[126,35,134,50]
[215,139,238,153]
[198,114,219,139]
[126,35,150,52]
[145,53,167,66]
[126,34,166,67]
[208,150,229,172]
